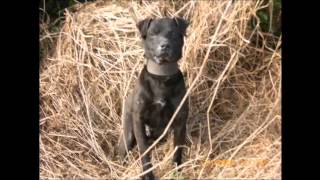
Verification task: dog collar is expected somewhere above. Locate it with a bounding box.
[146,59,179,76]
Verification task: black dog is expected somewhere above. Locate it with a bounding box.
[119,17,189,180]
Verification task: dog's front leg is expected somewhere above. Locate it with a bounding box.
[173,123,186,166]
[133,103,154,180]
[172,102,188,167]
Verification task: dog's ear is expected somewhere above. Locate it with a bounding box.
[136,18,153,39]
[173,17,189,36]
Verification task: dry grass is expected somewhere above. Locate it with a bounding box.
[40,0,281,179]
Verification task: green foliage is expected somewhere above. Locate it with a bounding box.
[40,0,76,19]
[251,0,281,36]
[170,170,184,180]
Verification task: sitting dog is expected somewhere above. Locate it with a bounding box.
[118,17,189,180]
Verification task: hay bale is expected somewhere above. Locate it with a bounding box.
[40,0,281,179]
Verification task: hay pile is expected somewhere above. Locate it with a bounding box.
[40,0,281,179]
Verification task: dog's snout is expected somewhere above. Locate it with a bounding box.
[159,42,170,50]
[160,43,169,50]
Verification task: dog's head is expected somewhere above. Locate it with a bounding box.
[137,17,189,65]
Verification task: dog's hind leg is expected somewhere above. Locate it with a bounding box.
[119,115,136,158]
[119,98,136,159]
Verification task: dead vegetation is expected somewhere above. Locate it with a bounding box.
[40,0,281,179]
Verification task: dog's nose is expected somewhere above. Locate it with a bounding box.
[160,43,170,50]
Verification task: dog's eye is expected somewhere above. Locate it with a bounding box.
[167,31,181,39]
[150,28,160,35]
[167,31,175,37]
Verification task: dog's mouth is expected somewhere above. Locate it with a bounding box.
[154,55,169,65]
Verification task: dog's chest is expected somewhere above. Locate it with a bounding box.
[142,97,174,128]
[153,97,166,107]
[142,97,175,139]
[140,70,183,136]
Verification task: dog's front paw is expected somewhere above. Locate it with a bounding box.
[118,143,126,159]
[172,153,182,167]
[118,140,129,164]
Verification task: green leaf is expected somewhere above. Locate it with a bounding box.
[258,11,268,23]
